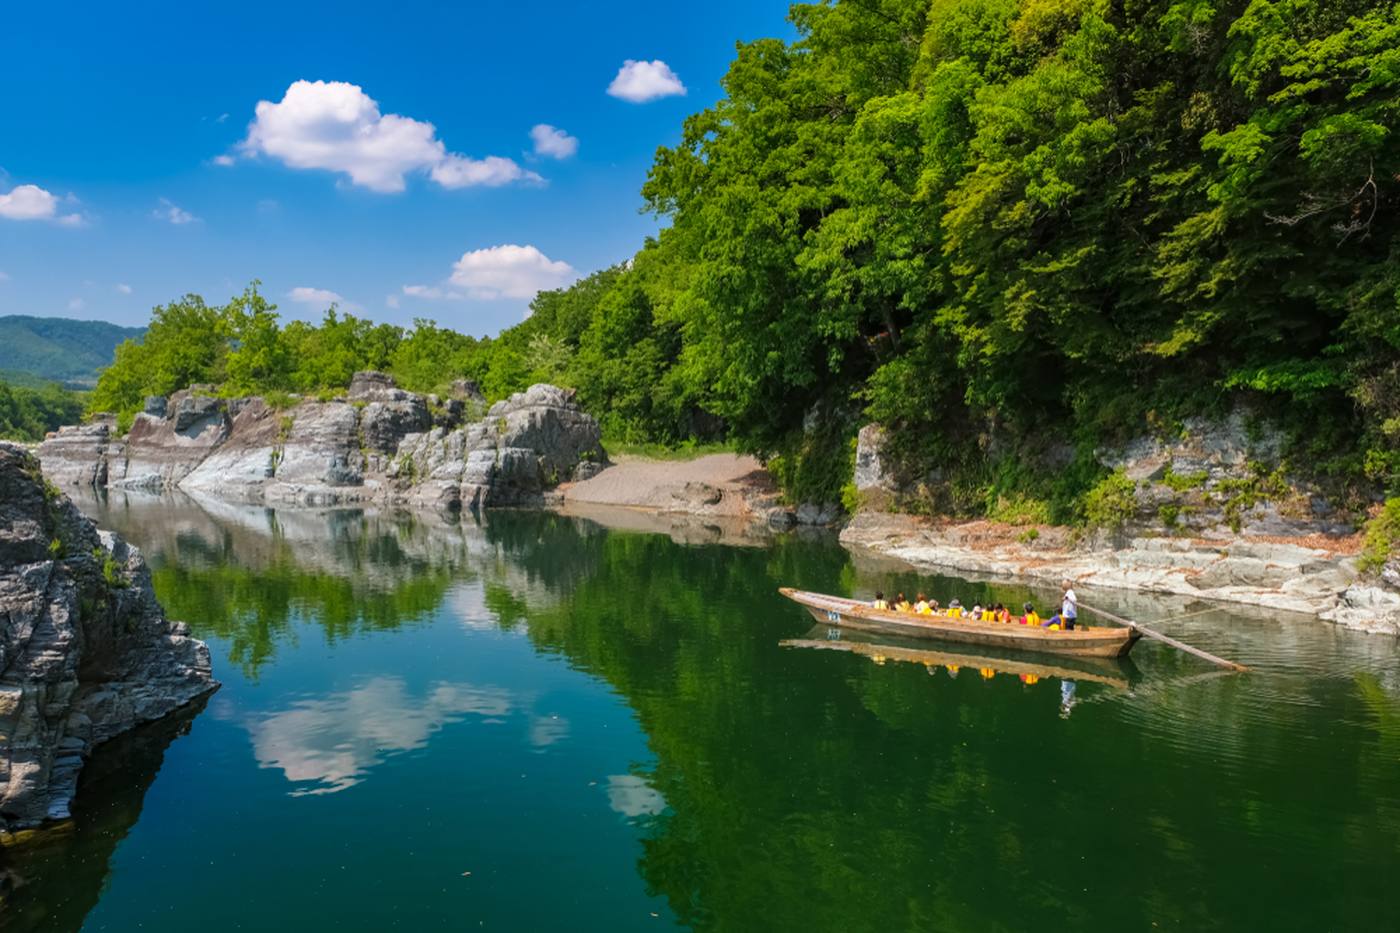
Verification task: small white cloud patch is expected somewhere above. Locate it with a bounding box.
[115,283,133,295]
[607,60,686,103]
[67,297,85,312]
[530,124,578,159]
[449,245,576,300]
[154,198,198,225]
[288,286,345,306]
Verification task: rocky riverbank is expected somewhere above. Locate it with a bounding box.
[840,510,1399,635]
[38,374,603,509]
[0,443,216,833]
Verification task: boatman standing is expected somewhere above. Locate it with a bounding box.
[1060,579,1078,631]
[1041,579,1078,630]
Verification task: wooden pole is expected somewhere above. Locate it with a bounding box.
[1080,602,1249,672]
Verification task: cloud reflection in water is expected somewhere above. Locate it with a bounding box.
[606,775,667,818]
[249,676,512,795]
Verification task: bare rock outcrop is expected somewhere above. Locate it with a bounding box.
[396,384,603,509]
[37,375,601,512]
[35,420,113,488]
[0,443,216,831]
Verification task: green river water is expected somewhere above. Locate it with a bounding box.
[2,494,1397,931]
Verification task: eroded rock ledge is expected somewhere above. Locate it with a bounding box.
[0,443,216,831]
[38,375,603,509]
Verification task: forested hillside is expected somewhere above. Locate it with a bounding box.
[89,0,1399,528]
[0,378,84,441]
[0,316,145,387]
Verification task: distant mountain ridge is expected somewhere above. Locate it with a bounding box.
[0,315,144,387]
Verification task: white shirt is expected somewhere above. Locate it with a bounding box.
[1063,588,1077,618]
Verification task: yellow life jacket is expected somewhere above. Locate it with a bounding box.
[979,667,995,679]
[981,610,995,622]
[895,600,911,613]
[1024,611,1041,626]
[873,599,889,610]
[947,607,963,618]
[917,604,934,615]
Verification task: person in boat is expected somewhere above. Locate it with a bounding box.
[946,599,964,619]
[872,591,890,610]
[970,603,984,620]
[913,593,931,614]
[923,598,940,616]
[994,603,1012,623]
[1020,602,1041,626]
[1041,580,1079,631]
[894,592,912,612]
[979,605,996,622]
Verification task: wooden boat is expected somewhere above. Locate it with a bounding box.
[779,588,1141,658]
[780,626,1134,689]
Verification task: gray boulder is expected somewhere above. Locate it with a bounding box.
[854,424,894,493]
[0,443,216,830]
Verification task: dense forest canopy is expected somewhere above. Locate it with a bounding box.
[0,378,84,442]
[90,0,1399,522]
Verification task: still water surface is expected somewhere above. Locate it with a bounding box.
[3,494,1398,931]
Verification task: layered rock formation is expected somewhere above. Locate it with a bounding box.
[395,384,603,510]
[0,444,216,831]
[38,376,602,510]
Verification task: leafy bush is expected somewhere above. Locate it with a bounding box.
[1360,500,1400,574]
[1083,471,1138,530]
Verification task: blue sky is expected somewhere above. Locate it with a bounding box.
[0,0,794,334]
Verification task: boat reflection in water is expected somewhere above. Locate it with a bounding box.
[780,624,1137,716]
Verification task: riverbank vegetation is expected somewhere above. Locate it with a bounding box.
[88,0,1399,535]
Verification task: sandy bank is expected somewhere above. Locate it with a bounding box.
[559,453,777,520]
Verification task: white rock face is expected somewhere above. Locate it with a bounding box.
[37,375,602,512]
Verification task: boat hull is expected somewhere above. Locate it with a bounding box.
[780,588,1140,658]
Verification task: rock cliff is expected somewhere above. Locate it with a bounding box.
[38,376,602,510]
[853,409,1366,539]
[0,443,216,831]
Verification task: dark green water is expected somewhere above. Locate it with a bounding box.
[3,494,1398,931]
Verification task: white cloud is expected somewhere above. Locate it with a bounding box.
[153,197,198,224]
[288,286,345,306]
[236,79,540,193]
[0,183,83,225]
[115,283,132,295]
[0,270,9,282]
[401,283,464,300]
[529,124,578,159]
[385,294,400,309]
[449,244,576,300]
[607,60,686,103]
[217,112,230,123]
[0,184,57,220]
[211,154,236,167]
[431,154,541,189]
[67,297,85,312]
